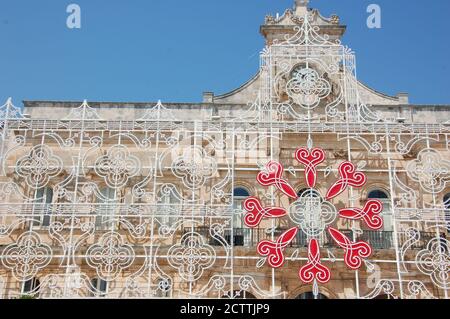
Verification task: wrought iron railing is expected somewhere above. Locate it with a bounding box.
[186,227,435,250]
[360,231,394,250]
[397,231,437,250]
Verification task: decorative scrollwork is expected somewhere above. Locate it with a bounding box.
[167,232,216,282]
[2,232,52,281]
[86,232,135,281]
[407,148,450,193]
[94,145,141,189]
[286,67,331,109]
[172,146,217,190]
[15,145,63,189]
[415,237,450,289]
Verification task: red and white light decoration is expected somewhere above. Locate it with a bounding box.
[257,227,299,268]
[257,161,298,199]
[299,239,331,284]
[295,148,325,188]
[339,200,384,230]
[328,227,373,270]
[245,147,383,286]
[326,161,367,200]
[243,197,287,228]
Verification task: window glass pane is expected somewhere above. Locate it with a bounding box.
[99,280,107,293]
[368,190,388,199]
[23,279,33,293]
[233,188,250,197]
[35,188,44,202]
[444,194,450,210]
[90,278,107,297]
[23,278,40,294]
[296,292,327,299]
[444,194,450,225]
[45,188,53,204]
[34,187,53,227]
[42,188,53,227]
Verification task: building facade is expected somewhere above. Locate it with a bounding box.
[0,0,449,299]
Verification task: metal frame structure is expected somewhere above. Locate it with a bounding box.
[0,9,449,299]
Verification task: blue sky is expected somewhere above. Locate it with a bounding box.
[0,0,449,107]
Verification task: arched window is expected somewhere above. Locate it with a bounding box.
[368,189,391,230]
[22,277,40,296]
[234,187,250,199]
[34,187,53,227]
[233,187,250,226]
[298,188,321,198]
[368,190,389,200]
[296,292,328,300]
[368,189,393,249]
[444,194,450,227]
[90,278,108,298]
[232,187,250,246]
[296,188,321,247]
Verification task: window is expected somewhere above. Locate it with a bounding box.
[444,194,450,227]
[90,278,107,298]
[297,188,322,247]
[157,187,180,226]
[22,277,40,296]
[368,190,391,228]
[34,187,53,227]
[297,188,323,231]
[445,194,450,209]
[368,189,393,249]
[443,193,450,233]
[231,187,250,246]
[296,292,328,299]
[368,189,391,230]
[233,188,250,228]
[298,188,321,199]
[368,190,389,200]
[96,187,116,230]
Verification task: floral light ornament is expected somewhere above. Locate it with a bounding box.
[16,144,63,189]
[95,145,140,189]
[415,237,450,289]
[244,147,384,287]
[299,239,331,284]
[2,232,52,281]
[86,232,135,281]
[406,148,450,193]
[172,146,218,189]
[167,232,216,282]
[286,67,332,109]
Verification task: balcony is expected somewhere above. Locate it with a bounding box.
[186,227,436,251]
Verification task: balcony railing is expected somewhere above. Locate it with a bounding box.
[186,227,436,251]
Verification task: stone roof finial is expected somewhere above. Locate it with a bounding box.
[294,0,309,15]
[296,0,309,6]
